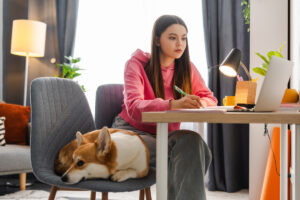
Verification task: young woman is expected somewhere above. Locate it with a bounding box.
[112,15,217,200]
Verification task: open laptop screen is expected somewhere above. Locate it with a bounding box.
[253,56,293,112]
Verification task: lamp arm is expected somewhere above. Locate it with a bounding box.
[240,61,252,80]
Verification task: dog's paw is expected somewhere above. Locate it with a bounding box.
[111,170,130,182]
[111,169,137,182]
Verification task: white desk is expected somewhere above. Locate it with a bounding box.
[142,110,300,200]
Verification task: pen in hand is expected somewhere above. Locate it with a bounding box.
[173,85,203,108]
[174,85,187,96]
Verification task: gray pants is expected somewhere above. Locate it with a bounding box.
[112,116,212,200]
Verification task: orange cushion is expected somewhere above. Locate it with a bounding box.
[0,103,30,145]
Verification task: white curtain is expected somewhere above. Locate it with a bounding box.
[74,0,207,134]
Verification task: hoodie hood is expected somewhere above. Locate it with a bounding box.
[131,49,150,65]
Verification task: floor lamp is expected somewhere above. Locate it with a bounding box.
[10,19,47,106]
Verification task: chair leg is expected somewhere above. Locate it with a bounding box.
[19,173,26,190]
[145,187,152,200]
[139,189,145,200]
[48,186,58,200]
[102,192,108,200]
[90,191,96,200]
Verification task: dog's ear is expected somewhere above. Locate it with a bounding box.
[76,131,84,147]
[96,127,111,156]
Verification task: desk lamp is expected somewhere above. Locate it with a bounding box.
[219,48,256,105]
[219,48,252,80]
[10,19,47,106]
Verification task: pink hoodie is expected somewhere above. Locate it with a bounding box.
[119,49,217,134]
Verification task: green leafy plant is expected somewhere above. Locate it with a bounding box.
[56,56,86,92]
[241,0,250,32]
[252,43,286,77]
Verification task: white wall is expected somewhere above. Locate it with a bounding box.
[291,0,300,90]
[0,0,3,99]
[74,0,207,116]
[249,0,288,199]
[290,0,300,198]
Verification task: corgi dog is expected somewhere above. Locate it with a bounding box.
[54,127,150,184]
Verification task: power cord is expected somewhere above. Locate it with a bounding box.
[264,124,291,178]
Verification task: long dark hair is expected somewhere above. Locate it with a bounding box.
[144,15,192,99]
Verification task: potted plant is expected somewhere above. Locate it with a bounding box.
[253,43,299,103]
[56,56,86,92]
[253,43,285,76]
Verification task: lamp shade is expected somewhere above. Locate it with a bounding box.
[11,19,47,57]
[219,48,242,77]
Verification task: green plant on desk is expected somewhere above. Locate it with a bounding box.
[56,56,86,92]
[252,42,285,77]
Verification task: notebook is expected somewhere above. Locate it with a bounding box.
[229,56,294,112]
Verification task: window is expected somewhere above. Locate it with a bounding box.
[74,0,207,115]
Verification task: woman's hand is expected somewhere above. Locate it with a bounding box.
[170,95,203,109]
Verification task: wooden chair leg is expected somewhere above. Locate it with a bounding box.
[145,187,152,200]
[19,173,26,190]
[139,189,145,200]
[90,191,96,200]
[48,186,58,200]
[102,192,108,200]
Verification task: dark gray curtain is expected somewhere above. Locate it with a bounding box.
[55,0,79,63]
[2,0,29,104]
[202,0,250,192]
[2,0,78,105]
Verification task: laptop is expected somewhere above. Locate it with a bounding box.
[229,56,294,112]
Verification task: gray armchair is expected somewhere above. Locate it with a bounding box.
[95,84,124,129]
[30,78,155,200]
[0,115,32,190]
[0,143,31,190]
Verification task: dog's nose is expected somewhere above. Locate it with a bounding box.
[61,176,68,182]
